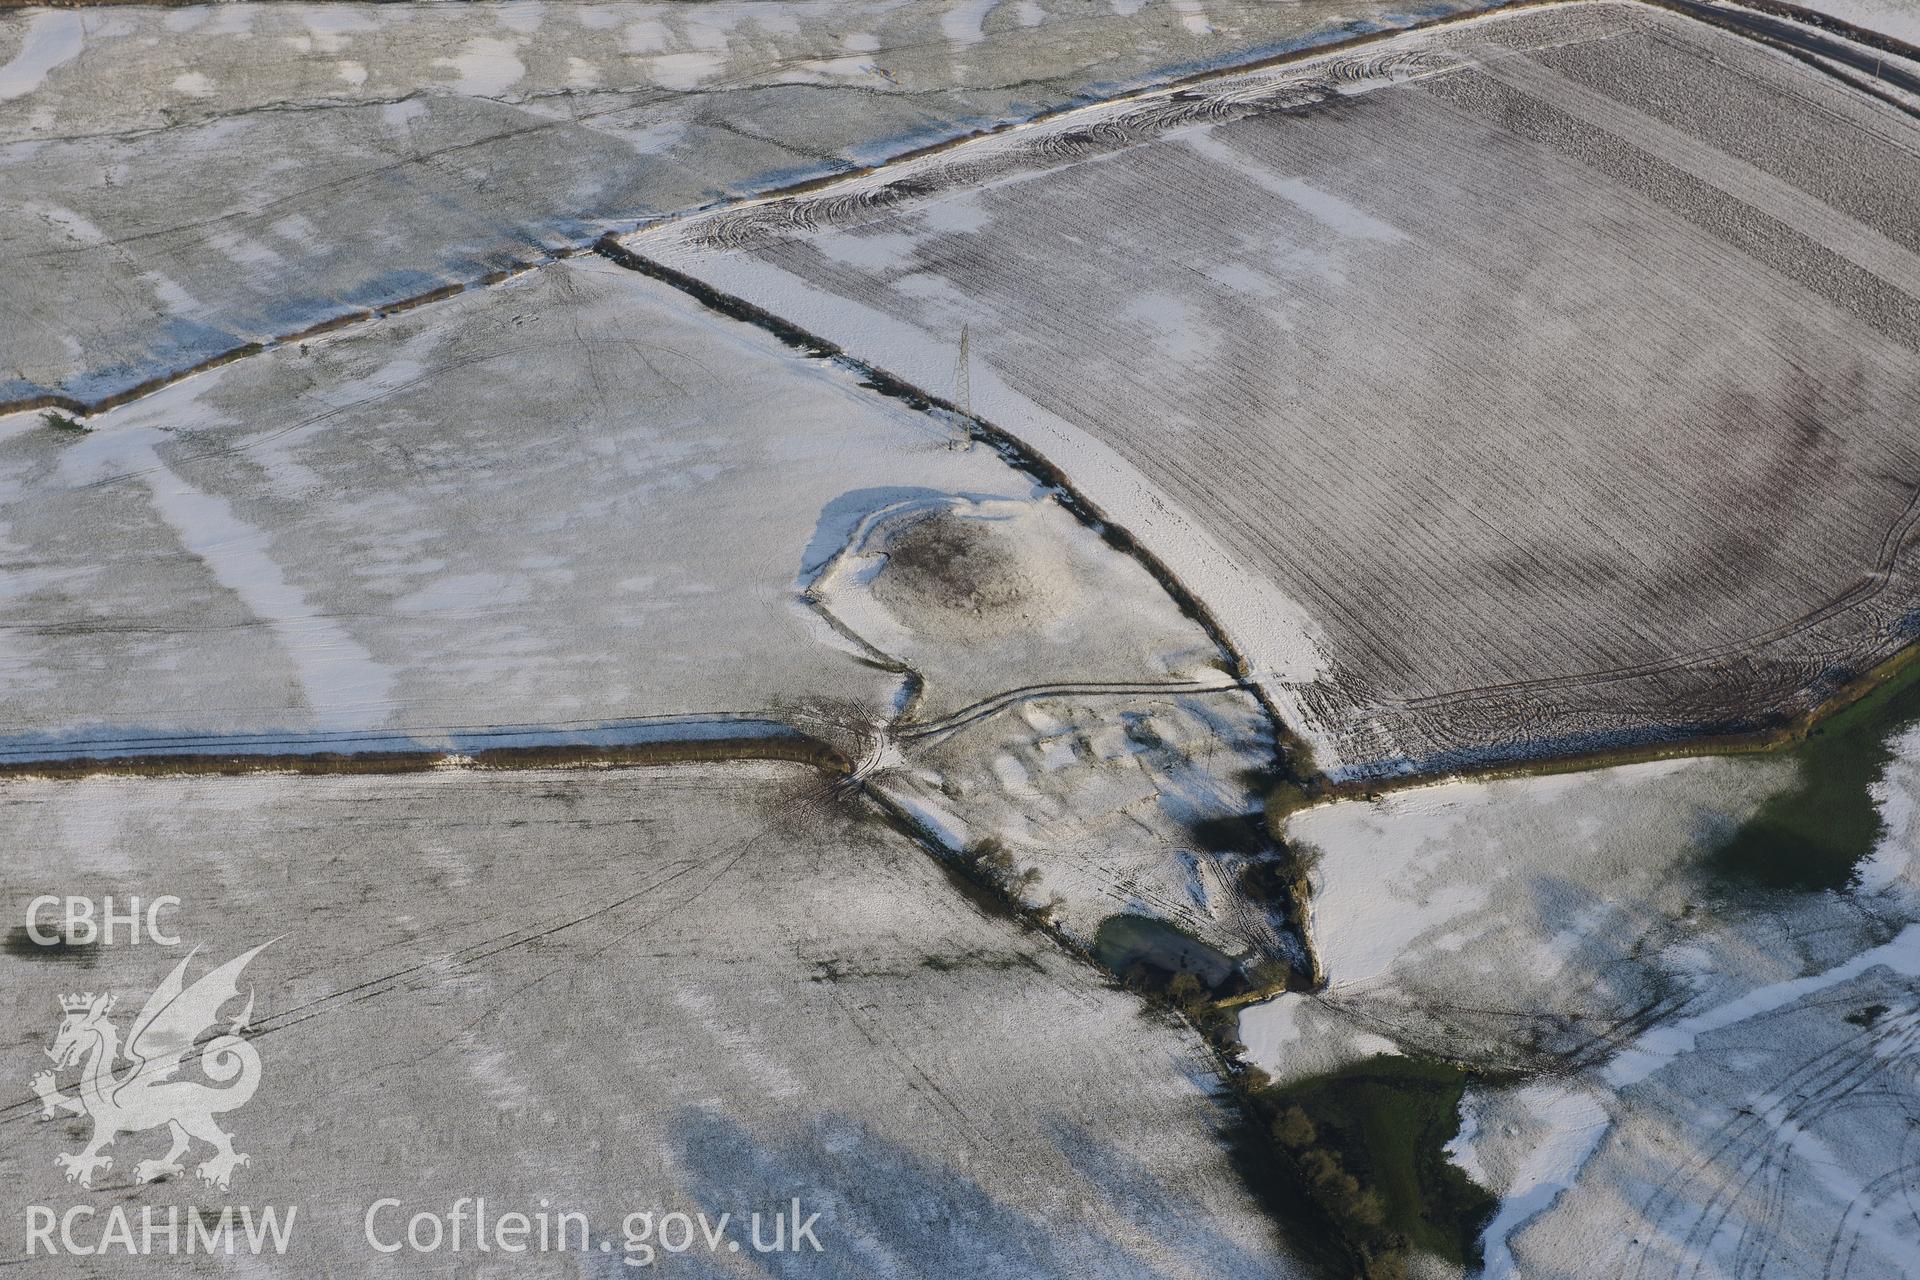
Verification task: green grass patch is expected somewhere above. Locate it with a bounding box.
[1262,1054,1495,1273]
[1708,650,1920,892]
[43,411,88,433]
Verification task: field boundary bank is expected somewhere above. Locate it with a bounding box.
[1652,0,1920,108]
[0,733,854,781]
[1292,641,1920,813]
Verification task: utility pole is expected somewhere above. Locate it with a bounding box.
[956,323,972,417]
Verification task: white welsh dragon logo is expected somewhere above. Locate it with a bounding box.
[31,942,272,1191]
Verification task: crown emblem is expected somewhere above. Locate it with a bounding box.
[59,993,106,1014]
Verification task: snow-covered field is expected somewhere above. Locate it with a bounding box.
[1267,756,1800,1071]
[0,255,1034,756]
[0,0,1478,409]
[0,763,1302,1277]
[1247,729,1920,1277]
[1803,0,1920,43]
[631,0,1920,777]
